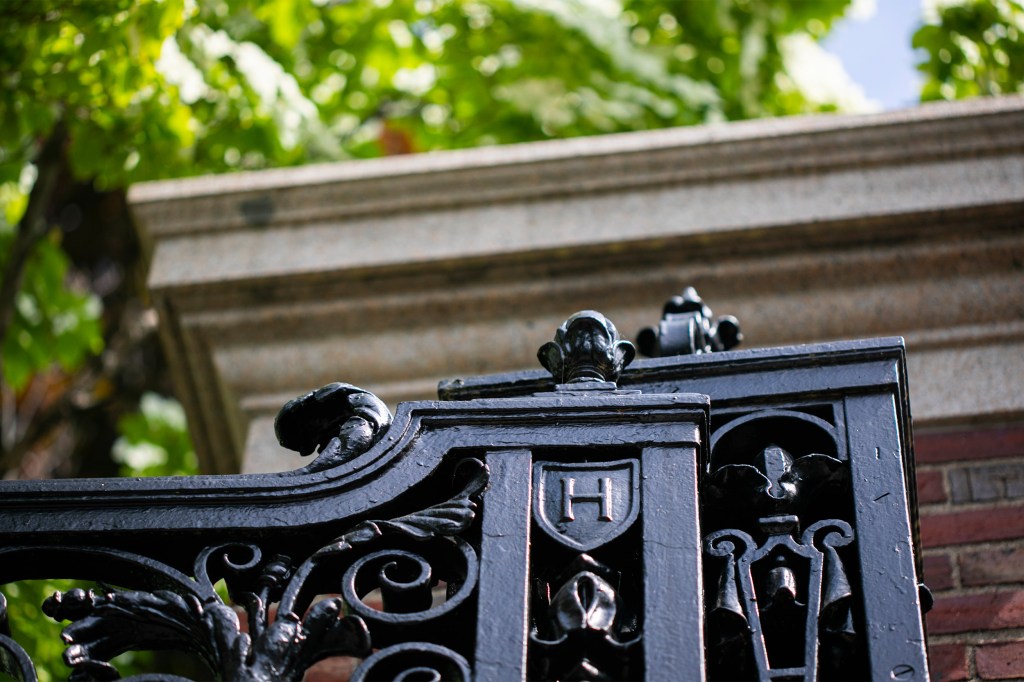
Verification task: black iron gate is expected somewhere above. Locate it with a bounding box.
[0,304,929,681]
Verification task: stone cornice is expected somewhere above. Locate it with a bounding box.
[131,96,1024,236]
[133,96,1024,473]
[136,98,1024,299]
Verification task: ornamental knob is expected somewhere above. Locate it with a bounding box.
[538,311,636,386]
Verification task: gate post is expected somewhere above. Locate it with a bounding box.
[442,303,929,681]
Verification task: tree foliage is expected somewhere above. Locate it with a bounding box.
[1,0,193,188]
[0,226,101,391]
[0,0,863,483]
[0,0,189,479]
[3,0,861,186]
[112,391,197,476]
[171,0,856,158]
[915,0,1024,101]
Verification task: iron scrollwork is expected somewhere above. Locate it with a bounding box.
[705,517,855,681]
[350,642,472,682]
[702,406,861,681]
[35,458,488,681]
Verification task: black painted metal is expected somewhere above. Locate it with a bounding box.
[442,334,928,681]
[637,286,742,357]
[0,306,927,681]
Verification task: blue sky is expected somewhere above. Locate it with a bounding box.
[822,0,927,110]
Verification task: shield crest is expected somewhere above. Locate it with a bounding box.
[533,459,640,552]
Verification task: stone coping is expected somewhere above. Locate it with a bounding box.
[132,96,1024,473]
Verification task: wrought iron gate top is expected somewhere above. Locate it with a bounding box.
[0,305,928,682]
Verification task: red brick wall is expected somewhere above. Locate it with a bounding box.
[919,424,1024,681]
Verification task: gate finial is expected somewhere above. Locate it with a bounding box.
[538,311,636,387]
[637,286,742,357]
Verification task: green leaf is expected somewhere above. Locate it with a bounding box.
[112,392,197,477]
[915,0,1024,101]
[0,226,103,392]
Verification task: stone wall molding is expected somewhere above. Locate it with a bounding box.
[132,96,1024,474]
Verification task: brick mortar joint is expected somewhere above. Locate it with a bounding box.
[940,538,1024,553]
[916,450,1024,466]
[921,498,1024,513]
[917,457,1024,485]
[920,456,1024,468]
[951,549,964,591]
[932,584,1024,599]
[915,450,1024,467]
[931,584,1024,598]
[930,628,1024,646]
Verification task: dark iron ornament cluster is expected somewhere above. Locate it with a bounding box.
[30,459,487,681]
[702,442,858,680]
[705,516,857,680]
[637,287,742,357]
[529,306,867,680]
[530,554,641,680]
[0,288,929,681]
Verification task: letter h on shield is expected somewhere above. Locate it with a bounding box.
[560,476,614,522]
